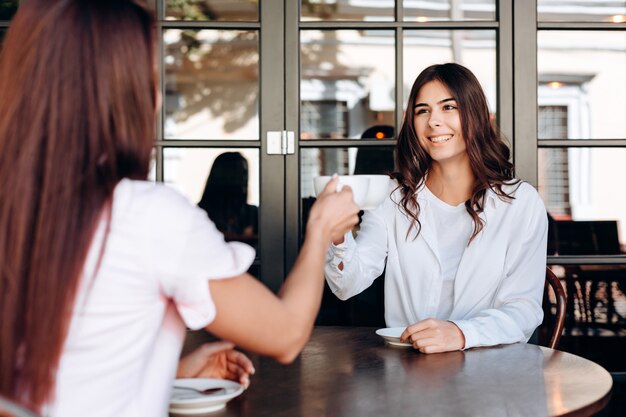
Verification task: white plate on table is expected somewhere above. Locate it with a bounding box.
[169,378,243,415]
[376,327,412,348]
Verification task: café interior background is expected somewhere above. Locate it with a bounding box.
[1,0,625,403]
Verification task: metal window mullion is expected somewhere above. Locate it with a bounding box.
[396,0,403,22]
[160,21,260,29]
[513,0,538,185]
[548,256,626,266]
[151,0,159,17]
[156,140,261,147]
[284,0,300,273]
[538,22,626,30]
[538,139,626,148]
[299,21,498,30]
[300,139,397,148]
[497,0,513,144]
[395,26,403,143]
[259,0,286,292]
[155,144,164,182]
[156,5,165,183]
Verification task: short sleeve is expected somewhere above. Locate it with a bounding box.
[145,186,256,330]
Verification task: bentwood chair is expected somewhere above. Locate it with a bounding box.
[0,397,39,417]
[544,266,567,349]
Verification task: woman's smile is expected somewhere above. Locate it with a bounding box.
[428,134,453,144]
[413,80,467,164]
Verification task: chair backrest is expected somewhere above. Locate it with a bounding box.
[544,267,567,349]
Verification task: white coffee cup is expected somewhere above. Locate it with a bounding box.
[313,175,370,209]
[313,175,390,210]
[358,175,392,210]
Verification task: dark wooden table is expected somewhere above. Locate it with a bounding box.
[181,326,613,417]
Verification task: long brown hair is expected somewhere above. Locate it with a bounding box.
[0,0,156,411]
[394,63,519,241]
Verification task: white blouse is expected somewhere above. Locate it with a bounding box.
[324,180,548,349]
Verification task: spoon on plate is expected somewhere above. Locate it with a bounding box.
[173,386,226,396]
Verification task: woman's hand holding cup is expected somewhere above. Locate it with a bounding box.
[307,175,360,245]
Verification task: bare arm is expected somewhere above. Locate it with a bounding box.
[206,177,359,363]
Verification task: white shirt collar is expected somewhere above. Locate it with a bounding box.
[416,181,500,210]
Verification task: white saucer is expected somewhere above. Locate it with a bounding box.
[376,327,412,348]
[169,378,243,415]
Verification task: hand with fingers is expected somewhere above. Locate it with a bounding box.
[176,341,255,388]
[307,175,360,245]
[400,318,466,354]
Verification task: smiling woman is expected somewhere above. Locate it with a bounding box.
[325,63,548,355]
[413,81,466,169]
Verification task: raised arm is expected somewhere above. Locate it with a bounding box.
[324,200,389,300]
[206,177,360,363]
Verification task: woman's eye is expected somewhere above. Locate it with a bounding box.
[415,108,429,115]
[443,104,457,111]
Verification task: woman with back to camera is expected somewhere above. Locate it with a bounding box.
[325,63,548,353]
[0,1,359,415]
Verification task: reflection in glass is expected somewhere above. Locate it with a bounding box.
[538,31,626,139]
[0,0,18,20]
[198,152,258,243]
[539,148,626,254]
[538,1,626,22]
[403,30,497,117]
[163,148,259,246]
[164,30,259,140]
[300,30,395,140]
[164,0,258,21]
[300,0,394,21]
[403,0,496,21]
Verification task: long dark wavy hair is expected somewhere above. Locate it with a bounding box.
[0,0,156,411]
[393,63,519,242]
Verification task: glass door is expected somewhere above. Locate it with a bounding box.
[154,0,514,305]
[156,0,288,290]
[285,0,505,324]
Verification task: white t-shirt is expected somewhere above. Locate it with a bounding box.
[421,186,473,319]
[46,179,255,417]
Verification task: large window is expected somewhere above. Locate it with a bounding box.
[537,7,626,256]
[2,1,624,319]
[536,1,626,333]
